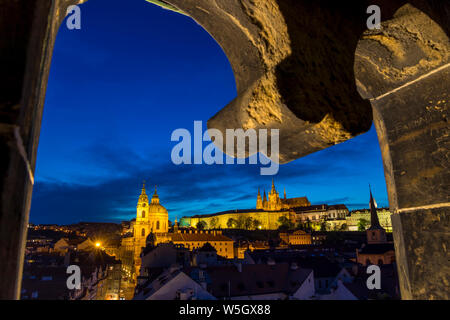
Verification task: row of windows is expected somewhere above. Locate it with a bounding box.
[184,242,231,251]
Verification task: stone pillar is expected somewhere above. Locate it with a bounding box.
[372,67,449,299]
[0,0,73,299]
[0,125,35,299]
[355,4,449,299]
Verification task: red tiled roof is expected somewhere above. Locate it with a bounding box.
[203,263,312,298]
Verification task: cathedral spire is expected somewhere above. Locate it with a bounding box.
[368,186,382,230]
[284,188,286,200]
[256,188,263,209]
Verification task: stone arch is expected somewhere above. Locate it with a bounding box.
[0,0,448,299]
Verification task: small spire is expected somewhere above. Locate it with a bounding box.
[284,187,286,199]
[151,185,160,204]
[368,186,382,230]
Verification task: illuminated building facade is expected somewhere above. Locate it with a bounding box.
[181,181,311,230]
[120,184,234,281]
[279,230,312,245]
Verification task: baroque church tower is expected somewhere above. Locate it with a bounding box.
[135,183,150,241]
[131,182,170,280]
[134,183,169,249]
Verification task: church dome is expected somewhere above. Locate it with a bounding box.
[148,186,168,215]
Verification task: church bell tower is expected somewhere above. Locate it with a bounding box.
[366,188,387,244]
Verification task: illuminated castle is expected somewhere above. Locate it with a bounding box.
[182,180,310,230]
[256,179,310,211]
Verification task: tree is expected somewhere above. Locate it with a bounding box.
[296,221,306,231]
[305,218,312,232]
[278,216,293,230]
[210,217,219,229]
[227,218,237,229]
[253,219,262,230]
[236,215,246,229]
[320,221,327,232]
[196,221,207,230]
[340,223,348,231]
[244,217,253,230]
[358,218,370,231]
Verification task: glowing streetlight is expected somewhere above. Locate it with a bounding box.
[95,242,101,248]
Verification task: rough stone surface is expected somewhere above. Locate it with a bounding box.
[371,67,449,210]
[164,0,449,163]
[179,0,375,163]
[0,0,66,299]
[356,4,449,300]
[0,125,33,299]
[392,208,449,300]
[355,4,450,99]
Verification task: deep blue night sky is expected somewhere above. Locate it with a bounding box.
[30,0,388,225]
